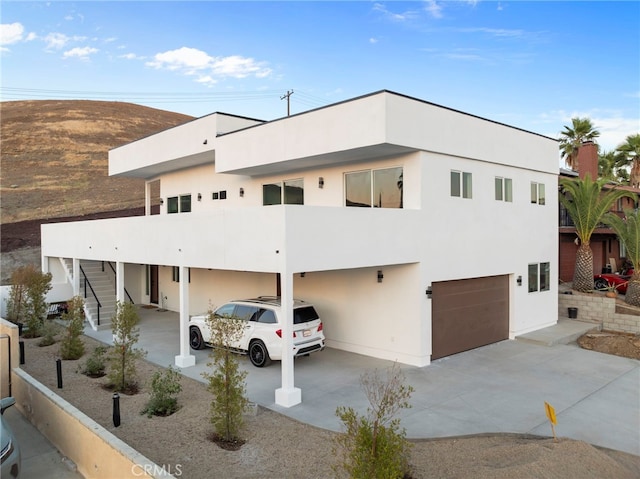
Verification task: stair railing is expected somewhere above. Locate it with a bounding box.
[103,261,134,304]
[80,265,101,326]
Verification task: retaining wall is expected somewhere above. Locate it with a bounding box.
[559,291,640,334]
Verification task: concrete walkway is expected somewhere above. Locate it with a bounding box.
[3,406,84,479]
[84,308,640,456]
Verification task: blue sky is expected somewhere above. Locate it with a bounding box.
[1,1,638,154]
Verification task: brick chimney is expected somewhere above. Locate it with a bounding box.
[576,141,598,179]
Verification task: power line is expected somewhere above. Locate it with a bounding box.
[0,86,329,110]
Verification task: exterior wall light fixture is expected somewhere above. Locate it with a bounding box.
[197,193,202,201]
[377,270,383,283]
[300,272,305,278]
[517,275,522,286]
[319,177,324,188]
[159,198,164,205]
[203,139,207,145]
[425,286,432,298]
[240,187,244,197]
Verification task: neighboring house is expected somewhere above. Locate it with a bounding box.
[41,90,559,406]
[559,142,640,282]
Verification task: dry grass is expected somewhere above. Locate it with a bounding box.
[0,100,193,223]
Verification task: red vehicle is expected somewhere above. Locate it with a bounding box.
[593,268,634,294]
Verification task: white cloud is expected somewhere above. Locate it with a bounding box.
[120,52,143,60]
[147,47,272,85]
[63,46,98,61]
[424,0,443,19]
[44,33,87,51]
[0,22,25,46]
[44,32,70,50]
[372,3,420,22]
[369,37,378,44]
[147,47,213,72]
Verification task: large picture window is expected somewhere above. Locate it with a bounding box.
[345,167,403,208]
[263,179,304,205]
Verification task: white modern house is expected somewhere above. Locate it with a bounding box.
[41,90,559,406]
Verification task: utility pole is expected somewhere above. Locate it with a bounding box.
[281,90,294,116]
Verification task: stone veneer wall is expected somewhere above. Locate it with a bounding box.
[559,291,640,334]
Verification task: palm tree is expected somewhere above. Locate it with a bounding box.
[604,209,640,306]
[559,117,600,171]
[616,133,640,187]
[559,174,634,292]
[598,150,627,182]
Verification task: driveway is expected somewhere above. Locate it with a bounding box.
[84,307,640,456]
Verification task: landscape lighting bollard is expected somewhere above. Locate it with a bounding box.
[56,358,63,388]
[113,393,121,427]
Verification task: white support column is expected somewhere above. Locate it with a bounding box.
[72,258,80,296]
[115,261,125,304]
[175,265,195,367]
[144,181,152,216]
[275,270,301,407]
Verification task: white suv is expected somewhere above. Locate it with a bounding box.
[188,297,325,367]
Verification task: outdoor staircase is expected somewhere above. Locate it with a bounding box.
[59,259,117,331]
[81,261,117,330]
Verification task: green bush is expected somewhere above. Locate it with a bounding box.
[141,366,183,418]
[59,296,85,360]
[107,301,146,393]
[79,346,107,378]
[7,265,52,338]
[201,309,248,444]
[37,321,57,347]
[333,363,414,479]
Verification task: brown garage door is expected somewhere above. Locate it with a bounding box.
[431,275,509,360]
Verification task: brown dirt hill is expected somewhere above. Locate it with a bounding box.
[0,99,194,224]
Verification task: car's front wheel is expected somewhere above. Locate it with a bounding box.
[190,327,205,350]
[248,340,271,367]
[594,278,609,291]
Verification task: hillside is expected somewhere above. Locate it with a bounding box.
[0,99,194,284]
[0,100,194,224]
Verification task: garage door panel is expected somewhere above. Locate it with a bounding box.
[432,275,509,360]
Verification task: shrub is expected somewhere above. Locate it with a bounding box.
[59,296,85,360]
[333,363,414,479]
[141,366,182,418]
[107,301,146,393]
[37,321,57,347]
[79,346,107,377]
[7,265,52,338]
[201,309,248,446]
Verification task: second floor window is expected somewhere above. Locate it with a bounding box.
[345,167,403,208]
[531,182,545,205]
[495,177,513,202]
[451,170,472,199]
[263,179,304,205]
[167,194,191,214]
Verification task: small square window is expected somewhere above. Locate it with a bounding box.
[219,190,227,200]
[531,182,545,205]
[496,177,513,202]
[212,192,219,200]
